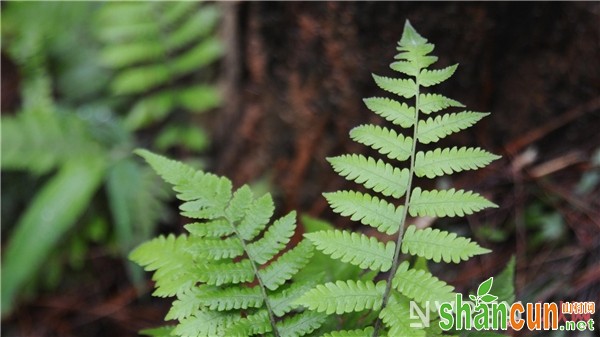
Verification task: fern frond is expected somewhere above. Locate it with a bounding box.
[196,260,254,286]
[129,234,197,296]
[379,296,425,337]
[173,310,239,337]
[223,311,272,337]
[414,147,500,178]
[390,60,419,76]
[165,287,203,321]
[277,311,326,337]
[328,154,409,198]
[225,185,255,223]
[324,190,402,235]
[295,280,386,315]
[418,93,464,114]
[372,75,417,98]
[392,262,454,307]
[198,286,263,311]
[185,219,233,238]
[237,193,275,241]
[187,237,244,260]
[259,240,314,291]
[271,282,318,317]
[363,97,415,128]
[322,327,376,337]
[350,124,412,161]
[402,225,490,263]
[305,230,394,272]
[419,64,458,87]
[246,211,296,264]
[409,187,498,217]
[417,111,489,144]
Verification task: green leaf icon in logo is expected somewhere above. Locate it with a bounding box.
[480,294,498,303]
[477,277,494,297]
[469,294,478,302]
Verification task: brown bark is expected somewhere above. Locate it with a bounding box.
[211,2,600,221]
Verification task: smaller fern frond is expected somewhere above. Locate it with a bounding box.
[324,190,402,235]
[402,225,490,263]
[414,146,501,178]
[327,154,409,198]
[418,93,464,114]
[305,230,394,272]
[419,64,458,87]
[417,111,489,144]
[362,97,415,128]
[296,280,386,315]
[196,260,254,286]
[322,327,376,337]
[409,187,498,217]
[197,286,263,311]
[392,262,454,308]
[224,311,272,337]
[350,124,412,161]
[372,75,418,98]
[186,237,244,260]
[379,296,425,337]
[184,219,233,238]
[259,240,314,291]
[245,211,296,264]
[237,193,275,241]
[270,282,319,317]
[172,311,238,337]
[277,311,326,337]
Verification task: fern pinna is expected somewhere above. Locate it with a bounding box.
[296,21,500,336]
[130,150,325,337]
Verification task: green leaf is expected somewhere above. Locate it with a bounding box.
[477,277,494,297]
[140,326,175,337]
[259,240,314,291]
[237,193,275,241]
[305,230,394,272]
[490,256,516,303]
[324,190,403,235]
[392,262,455,308]
[480,294,498,303]
[1,158,105,315]
[402,225,491,263]
[419,64,458,87]
[185,219,233,238]
[173,310,238,337]
[379,295,426,337]
[296,280,386,315]
[372,74,417,98]
[390,60,419,76]
[165,287,203,320]
[246,211,296,264]
[328,154,409,198]
[111,64,171,95]
[399,20,428,47]
[418,93,464,114]
[414,147,500,178]
[223,311,271,337]
[197,286,263,311]
[277,311,326,337]
[187,237,244,260]
[322,327,375,337]
[409,187,498,217]
[363,97,415,128]
[417,111,489,144]
[350,124,413,161]
[196,260,255,286]
[270,281,318,317]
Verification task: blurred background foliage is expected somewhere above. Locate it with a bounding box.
[1,1,222,317]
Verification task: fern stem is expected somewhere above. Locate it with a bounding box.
[232,227,281,337]
[372,79,421,337]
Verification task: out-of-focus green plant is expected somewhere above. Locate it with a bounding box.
[1,1,222,316]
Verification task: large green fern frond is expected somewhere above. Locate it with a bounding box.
[299,20,499,337]
[131,150,323,337]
